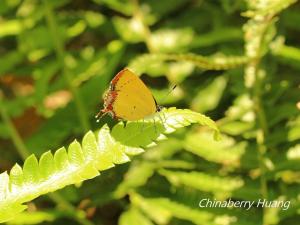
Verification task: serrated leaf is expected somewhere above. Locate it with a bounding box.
[131,193,213,225]
[113,16,146,43]
[191,76,227,113]
[115,162,156,198]
[149,28,194,53]
[0,107,218,222]
[184,130,245,166]
[68,140,84,166]
[159,170,244,198]
[82,131,98,160]
[23,155,40,184]
[9,164,23,190]
[119,207,154,225]
[7,211,55,225]
[54,147,69,171]
[129,53,248,76]
[39,151,54,180]
[0,172,9,200]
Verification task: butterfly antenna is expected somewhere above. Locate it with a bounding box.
[95,111,101,119]
[160,84,177,104]
[95,110,108,123]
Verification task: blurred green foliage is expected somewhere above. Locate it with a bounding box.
[0,0,299,225]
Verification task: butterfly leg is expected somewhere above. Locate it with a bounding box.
[152,118,158,135]
[95,110,106,123]
[95,110,102,119]
[95,109,114,122]
[157,112,167,131]
[140,118,145,132]
[122,120,128,128]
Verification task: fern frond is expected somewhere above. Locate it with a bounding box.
[0,107,219,223]
[128,53,248,75]
[242,0,297,18]
[119,207,154,225]
[166,53,249,70]
[130,192,214,225]
[131,192,260,225]
[158,170,244,198]
[184,131,245,167]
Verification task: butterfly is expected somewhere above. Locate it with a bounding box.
[96,68,162,121]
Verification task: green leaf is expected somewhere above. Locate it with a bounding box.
[184,131,245,166]
[112,107,220,147]
[0,51,24,76]
[10,164,24,188]
[0,19,23,37]
[191,76,228,113]
[23,155,40,184]
[149,28,194,53]
[243,0,297,17]
[287,144,300,160]
[7,211,55,225]
[39,151,55,180]
[131,193,214,225]
[119,207,154,225]
[96,0,134,16]
[129,53,248,76]
[219,121,254,136]
[128,54,169,77]
[191,27,243,48]
[114,162,156,198]
[113,16,146,43]
[0,107,218,223]
[159,170,244,198]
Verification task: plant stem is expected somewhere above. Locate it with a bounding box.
[253,66,269,225]
[0,100,29,159]
[49,193,95,225]
[253,64,269,190]
[244,13,274,225]
[43,0,90,132]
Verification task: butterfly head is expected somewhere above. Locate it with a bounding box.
[156,105,163,112]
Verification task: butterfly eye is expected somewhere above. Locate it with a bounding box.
[157,105,163,112]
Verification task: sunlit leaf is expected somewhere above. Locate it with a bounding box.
[0,108,218,222]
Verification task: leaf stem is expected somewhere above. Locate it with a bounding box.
[253,68,269,225]
[0,98,29,159]
[244,12,274,225]
[43,0,90,132]
[49,193,95,225]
